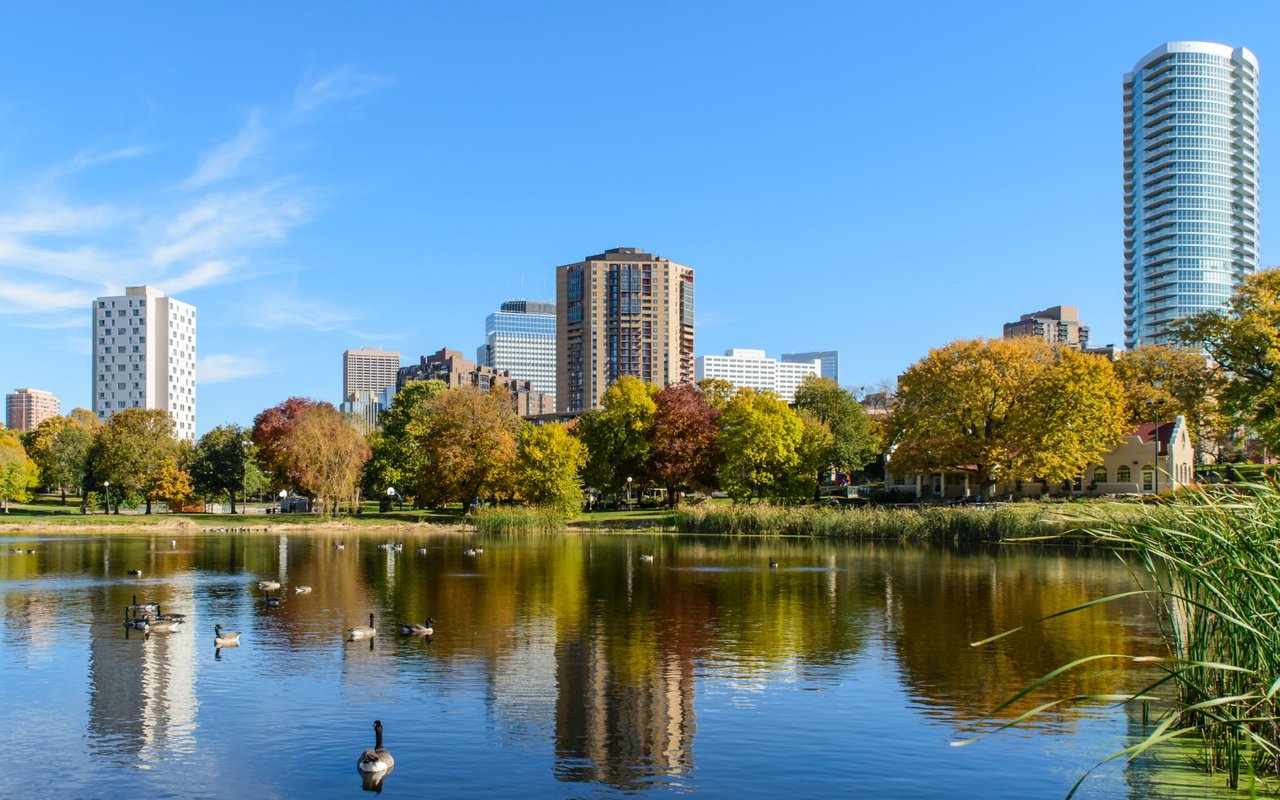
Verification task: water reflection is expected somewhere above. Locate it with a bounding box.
[0,530,1163,798]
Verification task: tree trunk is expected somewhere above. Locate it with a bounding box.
[145,498,152,515]
[230,490,238,515]
[60,487,67,506]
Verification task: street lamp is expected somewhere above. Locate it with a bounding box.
[102,481,110,515]
[278,489,287,514]
[626,476,633,509]
[1148,397,1166,496]
[385,486,396,514]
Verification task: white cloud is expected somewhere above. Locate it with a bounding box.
[49,145,151,179]
[0,279,97,314]
[248,291,358,332]
[293,65,391,114]
[151,181,309,267]
[198,353,275,384]
[182,109,267,190]
[348,329,408,342]
[162,259,234,294]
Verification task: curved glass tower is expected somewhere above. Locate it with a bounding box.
[1124,42,1259,349]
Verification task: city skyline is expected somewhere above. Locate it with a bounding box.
[0,4,1275,434]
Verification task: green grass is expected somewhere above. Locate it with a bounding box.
[468,506,571,534]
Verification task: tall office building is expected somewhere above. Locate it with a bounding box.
[556,247,695,413]
[477,300,556,403]
[695,349,820,404]
[342,348,400,399]
[1124,42,1259,349]
[92,286,196,439]
[782,351,839,384]
[1002,306,1090,349]
[6,388,60,432]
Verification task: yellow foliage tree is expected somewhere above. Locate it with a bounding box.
[0,430,39,512]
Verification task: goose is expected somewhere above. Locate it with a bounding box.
[123,606,149,630]
[391,543,403,552]
[127,568,143,576]
[399,617,435,636]
[376,542,390,550]
[170,540,177,547]
[213,624,240,646]
[153,604,186,622]
[257,580,281,591]
[347,613,376,641]
[639,554,654,563]
[130,594,159,615]
[145,617,181,633]
[356,720,395,775]
[768,557,779,569]
[265,591,281,608]
[294,585,312,594]
[26,549,36,555]
[416,547,427,555]
[333,542,345,550]
[472,546,483,555]
[462,548,478,557]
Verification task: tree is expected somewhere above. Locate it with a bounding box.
[716,389,806,501]
[0,430,38,513]
[148,458,194,512]
[191,424,258,513]
[416,387,520,508]
[1113,345,1225,461]
[284,405,371,516]
[649,384,721,507]
[793,376,881,492]
[252,397,336,491]
[86,409,179,513]
[24,410,98,505]
[580,377,658,495]
[1173,268,1280,449]
[697,378,736,410]
[362,380,448,506]
[887,338,1128,495]
[515,422,586,514]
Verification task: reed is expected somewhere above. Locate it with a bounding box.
[468,506,569,534]
[672,503,1066,541]
[970,484,1280,795]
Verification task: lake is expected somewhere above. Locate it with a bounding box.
[0,528,1206,798]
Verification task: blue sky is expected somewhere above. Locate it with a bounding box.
[0,1,1275,434]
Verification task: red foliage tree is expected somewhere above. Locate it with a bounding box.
[649,384,721,507]
[251,397,335,490]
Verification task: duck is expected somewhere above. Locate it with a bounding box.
[399,617,435,636]
[639,554,654,562]
[127,568,143,576]
[768,557,779,569]
[257,580,281,591]
[347,613,376,641]
[265,591,281,608]
[356,720,395,775]
[213,624,240,646]
[129,594,159,616]
[294,585,312,594]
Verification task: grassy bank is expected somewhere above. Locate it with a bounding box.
[468,506,570,534]
[672,503,1076,541]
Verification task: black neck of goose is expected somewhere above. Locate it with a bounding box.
[369,614,374,627]
[374,721,383,749]
[132,595,138,606]
[215,625,222,635]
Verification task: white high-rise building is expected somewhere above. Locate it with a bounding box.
[92,286,197,440]
[477,300,556,403]
[1124,42,1259,348]
[695,349,819,404]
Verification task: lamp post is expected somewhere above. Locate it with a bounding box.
[626,476,633,509]
[1148,397,1166,496]
[385,487,396,514]
[278,489,287,514]
[102,481,110,515]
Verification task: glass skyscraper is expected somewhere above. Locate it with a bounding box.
[1124,42,1259,349]
[477,300,557,402]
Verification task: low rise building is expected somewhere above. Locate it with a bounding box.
[398,348,554,416]
[885,416,1194,499]
[695,349,819,404]
[1003,306,1090,350]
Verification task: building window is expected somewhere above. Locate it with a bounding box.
[1141,466,1155,492]
[1093,466,1108,484]
[1117,465,1131,483]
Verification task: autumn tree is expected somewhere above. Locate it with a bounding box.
[0,430,39,513]
[148,458,195,512]
[416,387,521,509]
[716,389,806,501]
[1173,268,1280,449]
[793,376,881,492]
[649,384,720,507]
[887,338,1128,495]
[284,404,371,515]
[515,422,587,514]
[25,409,97,504]
[579,377,658,496]
[696,378,736,411]
[1113,345,1225,460]
[191,424,258,512]
[251,397,336,491]
[85,409,179,513]
[362,380,448,507]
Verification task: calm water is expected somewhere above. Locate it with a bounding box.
[0,530,1182,798]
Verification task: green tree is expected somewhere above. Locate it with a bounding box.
[362,380,448,507]
[580,377,658,495]
[649,383,721,507]
[888,338,1128,495]
[191,424,258,513]
[86,409,179,513]
[716,389,805,501]
[793,376,881,492]
[515,422,586,514]
[0,430,39,512]
[1173,268,1280,449]
[25,409,98,505]
[285,404,371,516]
[417,387,520,508]
[696,378,736,411]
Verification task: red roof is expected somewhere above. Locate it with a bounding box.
[1133,421,1176,455]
